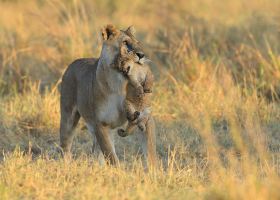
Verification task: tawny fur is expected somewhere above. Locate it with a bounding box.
[60,25,156,166]
[113,50,154,137]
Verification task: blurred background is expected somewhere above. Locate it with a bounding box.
[0,0,279,199]
[1,0,280,96]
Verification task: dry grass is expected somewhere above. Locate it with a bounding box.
[0,0,280,199]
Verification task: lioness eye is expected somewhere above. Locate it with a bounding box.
[123,41,133,52]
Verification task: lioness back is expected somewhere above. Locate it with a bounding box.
[60,58,99,118]
[62,58,98,82]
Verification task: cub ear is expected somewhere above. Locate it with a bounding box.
[126,26,136,36]
[101,24,119,40]
[120,45,127,56]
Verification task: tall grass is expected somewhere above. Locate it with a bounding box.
[0,0,279,199]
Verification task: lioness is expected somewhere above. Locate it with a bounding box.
[60,25,156,166]
[113,47,154,137]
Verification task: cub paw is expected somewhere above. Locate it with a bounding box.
[127,111,140,121]
[133,111,140,119]
[136,86,144,98]
[144,88,152,93]
[127,113,135,121]
[117,129,128,137]
[138,124,146,132]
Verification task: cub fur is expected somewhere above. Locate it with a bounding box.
[114,46,154,137]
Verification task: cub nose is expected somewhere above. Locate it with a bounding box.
[136,52,145,59]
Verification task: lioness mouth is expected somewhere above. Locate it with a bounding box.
[137,57,149,65]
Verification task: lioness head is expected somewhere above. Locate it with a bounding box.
[100,24,147,67]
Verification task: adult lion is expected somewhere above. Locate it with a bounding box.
[59,25,156,166]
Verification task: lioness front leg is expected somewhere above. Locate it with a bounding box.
[139,115,157,167]
[95,124,119,165]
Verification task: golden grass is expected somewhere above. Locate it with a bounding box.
[0,0,279,199]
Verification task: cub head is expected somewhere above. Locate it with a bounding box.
[100,24,147,67]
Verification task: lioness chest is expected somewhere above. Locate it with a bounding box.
[97,94,127,128]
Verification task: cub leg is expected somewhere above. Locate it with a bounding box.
[125,99,140,121]
[137,108,151,133]
[117,121,137,137]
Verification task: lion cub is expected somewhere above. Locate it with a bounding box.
[114,49,154,137]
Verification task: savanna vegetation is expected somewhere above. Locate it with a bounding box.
[0,0,279,199]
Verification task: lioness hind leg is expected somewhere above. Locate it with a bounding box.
[60,109,80,154]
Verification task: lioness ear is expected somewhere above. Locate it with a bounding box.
[126,26,136,36]
[101,24,119,40]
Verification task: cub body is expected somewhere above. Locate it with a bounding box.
[114,49,154,137]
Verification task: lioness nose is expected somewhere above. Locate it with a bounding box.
[136,52,145,59]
